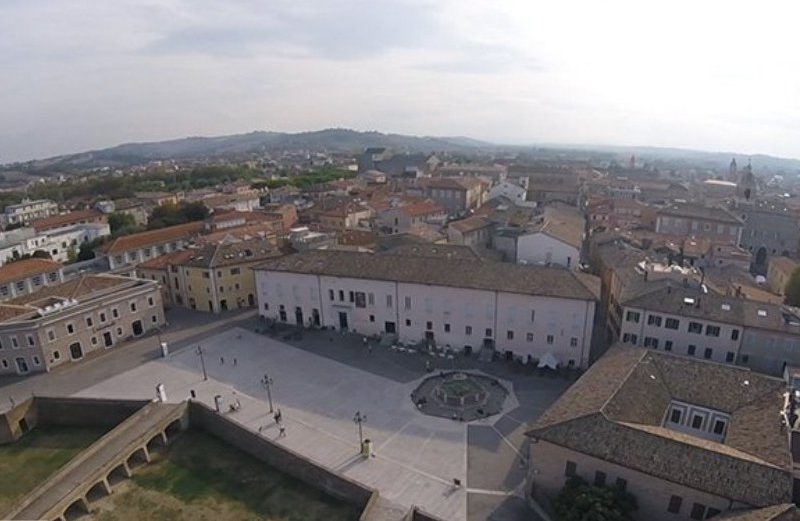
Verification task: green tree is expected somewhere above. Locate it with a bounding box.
[554,477,637,521]
[147,201,209,230]
[107,212,138,235]
[785,267,800,306]
[77,237,105,261]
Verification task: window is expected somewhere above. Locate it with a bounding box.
[704,348,713,359]
[386,295,393,308]
[706,508,721,519]
[691,415,704,429]
[10,337,18,349]
[665,318,680,330]
[741,354,749,363]
[404,297,411,310]
[117,327,123,336]
[546,335,554,345]
[644,336,659,349]
[202,271,210,279]
[1,359,7,368]
[465,326,472,335]
[67,323,75,335]
[625,311,640,323]
[47,329,55,342]
[615,477,627,491]
[112,308,119,319]
[485,328,493,338]
[444,323,450,333]
[570,337,578,347]
[368,293,374,306]
[148,296,155,307]
[688,345,696,356]
[32,356,40,366]
[329,289,334,301]
[339,290,345,301]
[670,409,682,424]
[667,495,683,514]
[664,340,673,352]
[593,471,606,487]
[53,351,60,360]
[731,329,740,341]
[26,335,34,347]
[15,281,25,292]
[647,314,662,326]
[705,325,720,337]
[564,461,577,477]
[99,312,107,323]
[355,292,366,308]
[526,333,534,342]
[507,330,514,340]
[369,315,375,322]
[91,336,98,346]
[690,503,706,520]
[86,316,93,327]
[405,319,411,326]
[713,419,726,435]
[726,352,735,363]
[130,302,137,312]
[530,310,536,323]
[230,268,241,275]
[349,291,355,303]
[151,315,158,323]
[688,322,703,334]
[426,321,433,330]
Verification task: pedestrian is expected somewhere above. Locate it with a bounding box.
[273,411,279,424]
[220,356,224,365]
[362,336,367,347]
[276,408,282,424]
[368,343,373,355]
[233,358,238,367]
[279,424,286,437]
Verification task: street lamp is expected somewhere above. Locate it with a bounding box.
[196,346,207,381]
[261,373,274,413]
[353,411,367,445]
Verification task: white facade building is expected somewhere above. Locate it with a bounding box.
[517,232,581,268]
[255,250,597,368]
[1,199,58,227]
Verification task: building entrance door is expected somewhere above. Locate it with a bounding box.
[69,342,83,360]
[385,321,396,334]
[132,320,143,336]
[338,312,349,331]
[295,307,304,326]
[103,332,113,347]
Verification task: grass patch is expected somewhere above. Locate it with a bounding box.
[0,426,105,514]
[96,430,360,521]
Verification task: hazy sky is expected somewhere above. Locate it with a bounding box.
[2,0,799,162]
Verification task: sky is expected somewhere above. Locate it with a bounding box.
[2,0,800,162]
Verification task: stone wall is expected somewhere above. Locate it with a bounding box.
[188,400,374,508]
[0,397,38,443]
[34,396,150,428]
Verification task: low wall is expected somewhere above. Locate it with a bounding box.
[188,400,374,508]
[34,396,150,429]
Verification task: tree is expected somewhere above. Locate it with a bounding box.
[77,238,105,262]
[147,201,209,230]
[554,477,637,521]
[107,212,138,235]
[785,267,800,306]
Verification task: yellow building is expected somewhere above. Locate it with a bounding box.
[137,239,284,313]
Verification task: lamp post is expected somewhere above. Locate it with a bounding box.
[353,411,367,445]
[261,373,274,413]
[196,346,207,381]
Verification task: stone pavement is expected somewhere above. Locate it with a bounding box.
[72,325,571,521]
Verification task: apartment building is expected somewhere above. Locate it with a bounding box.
[1,199,58,228]
[137,239,283,312]
[0,259,64,301]
[375,200,446,235]
[254,250,598,367]
[655,203,743,246]
[768,256,799,296]
[0,223,110,266]
[526,346,794,521]
[412,177,487,215]
[101,221,205,272]
[447,215,493,247]
[0,274,164,376]
[618,283,800,375]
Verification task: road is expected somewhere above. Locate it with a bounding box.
[0,308,257,410]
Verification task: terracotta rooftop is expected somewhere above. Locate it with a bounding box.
[102,222,204,255]
[658,202,743,224]
[448,215,493,234]
[32,209,104,232]
[137,249,196,270]
[419,176,483,190]
[255,250,597,301]
[180,239,283,269]
[398,200,445,217]
[0,259,62,286]
[527,346,792,507]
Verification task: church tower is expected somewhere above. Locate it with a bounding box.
[728,157,738,182]
[736,159,756,202]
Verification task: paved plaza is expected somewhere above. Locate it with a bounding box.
[70,325,569,521]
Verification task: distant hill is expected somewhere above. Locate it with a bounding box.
[6,129,492,171]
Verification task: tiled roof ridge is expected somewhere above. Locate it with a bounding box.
[598,348,651,421]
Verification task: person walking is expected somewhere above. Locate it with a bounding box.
[233,358,238,367]
[220,356,224,365]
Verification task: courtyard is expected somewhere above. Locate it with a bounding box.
[71,324,571,521]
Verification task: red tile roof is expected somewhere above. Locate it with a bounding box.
[32,210,105,232]
[0,259,62,285]
[102,222,204,255]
